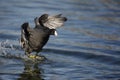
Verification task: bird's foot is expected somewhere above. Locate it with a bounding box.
[27,54,36,59]
[28,54,45,60]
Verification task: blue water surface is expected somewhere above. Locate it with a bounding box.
[0,0,120,80]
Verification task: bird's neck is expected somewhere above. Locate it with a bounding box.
[35,25,42,29]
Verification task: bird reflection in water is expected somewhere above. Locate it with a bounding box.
[18,61,44,80]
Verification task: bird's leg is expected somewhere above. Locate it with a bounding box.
[35,52,46,60]
[25,52,39,59]
[25,51,35,59]
[35,52,39,58]
[25,52,30,58]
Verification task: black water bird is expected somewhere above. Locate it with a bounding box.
[20,14,67,58]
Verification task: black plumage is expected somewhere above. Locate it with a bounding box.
[20,14,67,57]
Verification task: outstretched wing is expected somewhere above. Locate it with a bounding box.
[39,14,67,29]
[20,22,30,48]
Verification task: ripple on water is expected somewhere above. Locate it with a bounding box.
[0,0,120,80]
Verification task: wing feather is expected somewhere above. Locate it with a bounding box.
[39,14,67,29]
[20,22,30,48]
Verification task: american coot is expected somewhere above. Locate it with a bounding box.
[20,14,67,58]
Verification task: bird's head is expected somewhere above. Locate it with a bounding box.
[50,29,58,36]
